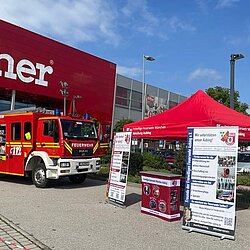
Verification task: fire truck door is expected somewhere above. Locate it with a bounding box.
[38,120,60,156]
[0,124,7,173]
[8,122,24,175]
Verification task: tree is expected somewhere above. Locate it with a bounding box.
[206,86,249,114]
[113,118,134,132]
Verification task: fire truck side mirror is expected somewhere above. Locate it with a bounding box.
[106,125,111,134]
[44,120,56,140]
[43,120,53,136]
[98,124,103,141]
[48,130,53,137]
[104,134,109,139]
[103,125,111,139]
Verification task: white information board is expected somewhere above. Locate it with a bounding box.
[182,127,238,240]
[107,132,132,205]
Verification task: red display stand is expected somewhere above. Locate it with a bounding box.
[140,171,181,222]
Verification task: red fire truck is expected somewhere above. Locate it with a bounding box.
[0,20,116,187]
[0,108,107,188]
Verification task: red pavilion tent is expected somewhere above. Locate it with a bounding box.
[124,90,250,141]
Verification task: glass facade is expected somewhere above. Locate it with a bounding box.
[0,100,35,112]
[113,74,187,125]
[115,86,143,111]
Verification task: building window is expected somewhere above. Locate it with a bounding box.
[116,86,130,107]
[115,96,129,107]
[169,101,178,109]
[131,90,142,110]
[0,100,10,112]
[131,100,142,110]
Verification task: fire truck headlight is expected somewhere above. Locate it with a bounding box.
[96,160,101,166]
[60,162,70,168]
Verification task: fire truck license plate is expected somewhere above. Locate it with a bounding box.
[78,162,89,169]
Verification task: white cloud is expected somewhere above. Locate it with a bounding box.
[0,0,120,46]
[223,36,243,46]
[164,16,196,33]
[196,0,239,12]
[116,65,156,80]
[195,0,210,14]
[121,0,195,39]
[0,0,196,47]
[188,68,221,81]
[216,0,239,9]
[117,65,141,78]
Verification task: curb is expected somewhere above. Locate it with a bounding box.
[0,214,51,250]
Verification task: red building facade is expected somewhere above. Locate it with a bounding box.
[0,20,116,129]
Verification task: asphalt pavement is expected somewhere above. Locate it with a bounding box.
[0,175,250,250]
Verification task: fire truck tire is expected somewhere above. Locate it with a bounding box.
[32,163,49,188]
[68,174,87,184]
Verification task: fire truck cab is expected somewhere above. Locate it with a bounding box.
[0,110,101,187]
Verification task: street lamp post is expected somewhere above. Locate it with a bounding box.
[141,54,155,154]
[59,81,69,116]
[230,54,244,109]
[72,95,82,115]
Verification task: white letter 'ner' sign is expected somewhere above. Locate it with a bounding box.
[0,53,53,87]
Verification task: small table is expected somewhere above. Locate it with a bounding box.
[140,171,181,222]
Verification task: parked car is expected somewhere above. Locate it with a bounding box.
[151,149,176,164]
[237,151,250,173]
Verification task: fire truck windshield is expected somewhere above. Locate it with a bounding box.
[61,119,97,139]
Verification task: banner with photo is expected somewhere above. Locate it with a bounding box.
[145,95,167,118]
[107,132,132,206]
[182,127,238,240]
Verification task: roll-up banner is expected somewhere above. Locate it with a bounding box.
[107,132,132,206]
[182,127,238,240]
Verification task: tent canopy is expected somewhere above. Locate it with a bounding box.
[124,90,250,141]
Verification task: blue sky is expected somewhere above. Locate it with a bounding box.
[0,0,249,105]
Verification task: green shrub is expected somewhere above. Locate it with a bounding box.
[128,175,141,183]
[171,168,183,175]
[101,148,112,164]
[129,152,143,176]
[237,173,250,186]
[175,143,186,176]
[114,118,134,132]
[236,188,250,208]
[97,164,110,179]
[143,165,170,173]
[143,152,169,170]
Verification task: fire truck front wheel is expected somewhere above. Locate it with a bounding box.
[68,174,87,184]
[32,163,49,188]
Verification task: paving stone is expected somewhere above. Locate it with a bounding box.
[16,239,31,245]
[0,215,51,250]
